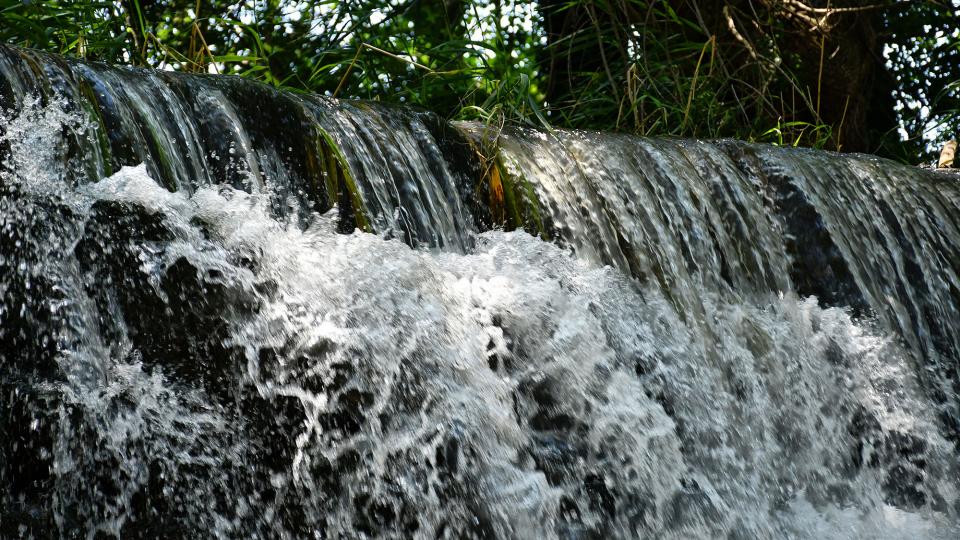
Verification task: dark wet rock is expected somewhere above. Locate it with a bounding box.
[238,388,305,474]
[530,433,583,486]
[846,407,931,508]
[75,199,253,399]
[883,463,927,508]
[0,189,81,534]
[720,143,868,314]
[847,407,883,470]
[885,430,928,463]
[67,197,345,535]
[823,338,846,366]
[485,313,518,374]
[584,473,616,518]
[556,495,597,540]
[665,478,720,529]
[0,382,59,536]
[435,424,467,477]
[419,110,487,239]
[880,430,929,508]
[633,352,658,377]
[0,191,77,381]
[184,75,335,221]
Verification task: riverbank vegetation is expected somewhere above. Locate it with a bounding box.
[1,0,957,162]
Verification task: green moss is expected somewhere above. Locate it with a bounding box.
[16,50,53,97]
[140,119,178,191]
[496,157,547,240]
[77,78,113,177]
[313,125,370,232]
[461,126,548,240]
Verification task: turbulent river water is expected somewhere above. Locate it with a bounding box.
[1,46,959,539]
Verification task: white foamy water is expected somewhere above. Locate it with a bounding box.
[1,99,958,539]
[51,162,960,537]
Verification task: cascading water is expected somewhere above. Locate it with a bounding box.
[1,45,959,539]
[490,128,960,435]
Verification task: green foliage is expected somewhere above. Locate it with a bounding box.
[0,0,956,163]
[882,0,960,161]
[0,1,134,61]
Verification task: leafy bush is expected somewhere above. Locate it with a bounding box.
[1,0,956,162]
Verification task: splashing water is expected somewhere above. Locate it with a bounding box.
[1,99,958,539]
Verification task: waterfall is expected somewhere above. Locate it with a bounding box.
[487,128,960,427]
[1,45,958,539]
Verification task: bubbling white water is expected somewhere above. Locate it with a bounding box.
[2,100,958,538]
[62,162,959,538]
